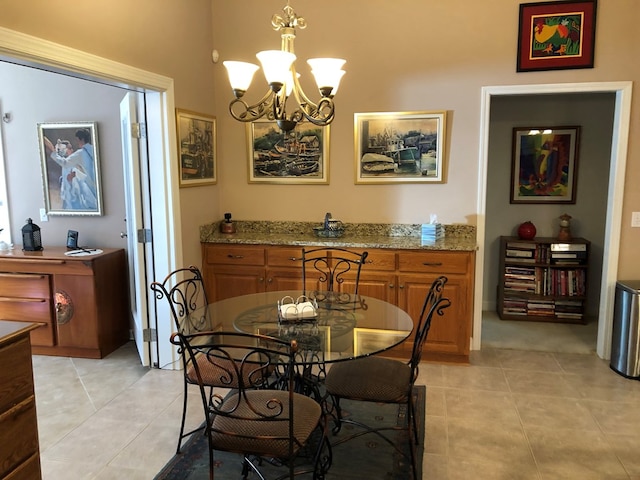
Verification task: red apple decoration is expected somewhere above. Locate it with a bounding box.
[517,221,536,240]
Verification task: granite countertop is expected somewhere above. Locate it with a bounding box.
[200,221,477,252]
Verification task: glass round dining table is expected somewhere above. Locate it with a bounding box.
[186,290,414,364]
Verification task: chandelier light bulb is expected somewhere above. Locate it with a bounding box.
[256,50,296,91]
[223,61,260,96]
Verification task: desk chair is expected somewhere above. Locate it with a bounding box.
[301,247,368,295]
[171,330,331,480]
[149,265,215,453]
[324,276,450,480]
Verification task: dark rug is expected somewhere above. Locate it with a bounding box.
[155,386,425,479]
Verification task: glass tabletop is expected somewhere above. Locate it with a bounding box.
[186,290,413,364]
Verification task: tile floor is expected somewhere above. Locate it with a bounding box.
[33,341,640,479]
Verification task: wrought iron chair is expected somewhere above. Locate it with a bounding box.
[149,265,216,453]
[170,330,332,480]
[301,247,369,296]
[324,276,450,480]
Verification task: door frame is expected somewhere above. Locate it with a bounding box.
[474,81,633,360]
[0,26,184,367]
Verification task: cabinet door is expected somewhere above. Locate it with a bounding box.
[397,273,470,359]
[54,275,99,349]
[347,272,396,303]
[205,265,266,301]
[265,267,304,291]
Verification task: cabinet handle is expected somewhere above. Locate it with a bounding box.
[258,277,264,283]
[422,262,443,267]
[0,273,47,280]
[389,284,394,288]
[399,284,405,289]
[0,297,46,303]
[227,254,244,259]
[288,257,299,262]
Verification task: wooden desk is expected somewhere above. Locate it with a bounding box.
[0,247,130,358]
[0,321,41,480]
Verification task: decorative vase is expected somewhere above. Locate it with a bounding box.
[517,221,536,240]
[558,214,572,241]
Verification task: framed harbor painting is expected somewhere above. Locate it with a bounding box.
[176,109,216,187]
[354,111,447,184]
[353,328,411,357]
[517,0,597,72]
[510,126,581,204]
[247,120,329,184]
[37,121,103,216]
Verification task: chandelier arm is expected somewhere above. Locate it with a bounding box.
[289,68,335,125]
[228,90,275,123]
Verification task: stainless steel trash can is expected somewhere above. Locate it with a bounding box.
[610,280,640,379]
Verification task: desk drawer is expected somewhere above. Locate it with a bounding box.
[0,273,50,299]
[0,336,34,412]
[204,246,265,266]
[0,397,39,479]
[398,251,469,274]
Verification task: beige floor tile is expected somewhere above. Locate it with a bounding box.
[446,416,534,466]
[425,385,446,417]
[504,369,580,397]
[526,426,629,479]
[514,394,600,430]
[585,399,640,436]
[495,349,563,372]
[443,364,510,391]
[607,433,640,476]
[446,457,542,480]
[444,388,521,425]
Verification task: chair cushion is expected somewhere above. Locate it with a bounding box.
[325,356,412,403]
[210,390,322,458]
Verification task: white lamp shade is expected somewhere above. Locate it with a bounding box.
[256,50,296,86]
[223,61,259,92]
[307,58,346,93]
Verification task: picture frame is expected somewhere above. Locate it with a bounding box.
[354,111,447,184]
[353,328,411,357]
[175,109,216,187]
[37,121,103,216]
[247,121,329,184]
[517,0,597,72]
[510,126,581,204]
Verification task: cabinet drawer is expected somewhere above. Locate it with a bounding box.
[267,247,303,267]
[0,397,39,479]
[204,245,265,266]
[0,336,34,413]
[360,250,396,271]
[0,273,50,299]
[398,251,470,274]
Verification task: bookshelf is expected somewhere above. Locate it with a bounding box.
[497,236,590,324]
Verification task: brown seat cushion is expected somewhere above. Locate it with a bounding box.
[210,390,322,458]
[325,356,412,403]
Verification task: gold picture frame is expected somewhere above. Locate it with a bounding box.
[355,111,447,184]
[175,109,216,187]
[246,120,330,184]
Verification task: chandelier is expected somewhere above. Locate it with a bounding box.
[223,2,345,132]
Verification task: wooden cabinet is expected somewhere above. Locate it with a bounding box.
[0,321,42,480]
[497,236,590,323]
[0,248,130,358]
[202,243,475,362]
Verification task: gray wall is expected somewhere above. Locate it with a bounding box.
[0,62,129,249]
[484,92,615,318]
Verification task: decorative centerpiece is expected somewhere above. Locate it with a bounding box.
[557,213,572,241]
[517,221,536,240]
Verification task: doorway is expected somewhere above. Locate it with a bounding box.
[473,82,633,360]
[0,27,184,367]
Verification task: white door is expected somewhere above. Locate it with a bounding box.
[120,92,153,367]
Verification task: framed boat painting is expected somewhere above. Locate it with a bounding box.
[246,120,329,184]
[517,0,597,72]
[37,121,103,216]
[175,109,216,187]
[354,111,447,184]
[510,126,581,204]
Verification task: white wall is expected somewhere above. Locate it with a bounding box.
[0,62,129,248]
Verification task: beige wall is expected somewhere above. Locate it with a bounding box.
[1,0,638,279]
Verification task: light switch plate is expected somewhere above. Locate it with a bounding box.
[632,212,640,228]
